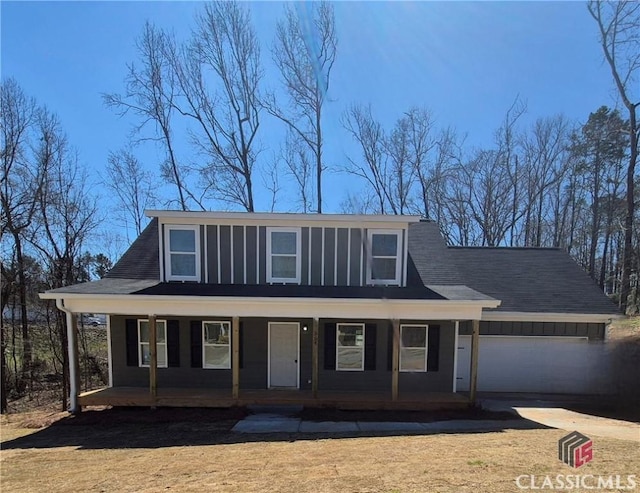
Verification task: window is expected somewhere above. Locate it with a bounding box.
[366,230,402,285]
[336,323,365,371]
[202,321,231,369]
[165,225,200,281]
[267,227,301,283]
[400,324,428,372]
[138,319,167,368]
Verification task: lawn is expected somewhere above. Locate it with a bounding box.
[1,411,638,493]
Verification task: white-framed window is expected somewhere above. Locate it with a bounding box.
[400,324,428,372]
[165,225,200,281]
[138,319,168,368]
[202,321,231,369]
[336,323,365,371]
[366,229,402,285]
[267,227,301,284]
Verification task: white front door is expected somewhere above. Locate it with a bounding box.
[268,322,299,388]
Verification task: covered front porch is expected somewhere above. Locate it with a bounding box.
[78,386,470,411]
[45,291,490,413]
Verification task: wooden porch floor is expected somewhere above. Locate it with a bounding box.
[79,387,470,411]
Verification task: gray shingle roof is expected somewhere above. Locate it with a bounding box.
[448,247,620,315]
[45,278,159,295]
[42,215,620,316]
[135,283,445,300]
[106,218,159,280]
[407,221,464,285]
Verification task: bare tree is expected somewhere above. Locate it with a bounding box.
[0,79,41,401]
[342,105,389,213]
[104,148,156,238]
[104,22,192,211]
[520,115,572,247]
[168,1,263,211]
[415,127,463,233]
[340,190,379,214]
[261,159,281,213]
[385,114,418,215]
[281,130,313,212]
[588,0,640,311]
[493,98,526,246]
[270,1,337,213]
[28,112,100,411]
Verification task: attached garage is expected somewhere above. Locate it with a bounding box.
[445,247,621,396]
[456,334,611,394]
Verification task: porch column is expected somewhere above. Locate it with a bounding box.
[149,315,157,407]
[452,320,460,393]
[391,319,400,401]
[469,319,480,405]
[232,316,240,399]
[66,311,80,414]
[312,318,319,398]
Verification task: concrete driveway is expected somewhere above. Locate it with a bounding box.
[480,394,640,442]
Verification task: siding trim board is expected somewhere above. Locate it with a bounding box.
[308,227,312,285]
[217,225,221,284]
[347,228,351,286]
[334,228,338,286]
[150,211,419,227]
[229,226,236,284]
[321,227,325,286]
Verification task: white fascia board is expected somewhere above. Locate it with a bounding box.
[148,210,421,228]
[481,311,624,324]
[48,295,495,321]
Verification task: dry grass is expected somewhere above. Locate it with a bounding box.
[1,412,639,493]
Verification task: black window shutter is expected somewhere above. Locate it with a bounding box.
[239,321,244,369]
[386,323,393,371]
[427,325,440,371]
[190,320,203,368]
[125,318,138,367]
[323,323,336,370]
[167,320,180,368]
[364,323,377,370]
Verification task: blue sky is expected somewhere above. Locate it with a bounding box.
[1,1,618,253]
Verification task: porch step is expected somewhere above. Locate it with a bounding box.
[247,404,303,416]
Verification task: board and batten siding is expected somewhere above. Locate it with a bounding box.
[196,224,406,286]
[459,321,606,340]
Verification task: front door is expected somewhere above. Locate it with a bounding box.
[268,322,299,388]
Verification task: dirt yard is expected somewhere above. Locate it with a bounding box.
[1,410,638,493]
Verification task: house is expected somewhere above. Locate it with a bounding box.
[40,211,621,413]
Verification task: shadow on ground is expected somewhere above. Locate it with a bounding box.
[478,392,640,424]
[1,406,549,450]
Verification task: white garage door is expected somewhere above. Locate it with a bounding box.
[456,336,610,394]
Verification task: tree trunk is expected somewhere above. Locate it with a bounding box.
[14,234,32,394]
[316,106,323,214]
[619,108,637,311]
[0,317,7,413]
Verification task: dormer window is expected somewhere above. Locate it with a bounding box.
[165,225,200,281]
[366,229,402,285]
[267,227,301,284]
